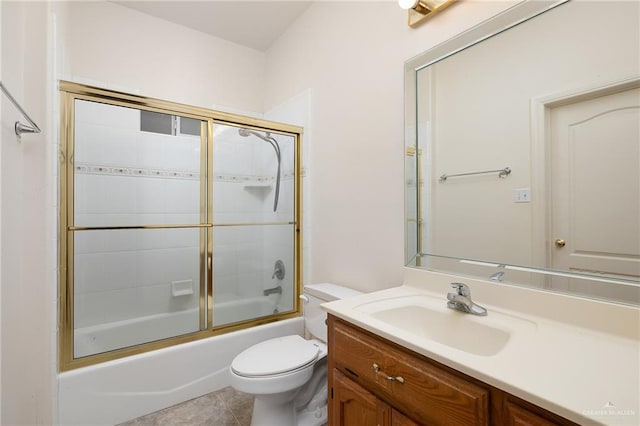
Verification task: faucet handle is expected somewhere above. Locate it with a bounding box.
[450,282,470,296]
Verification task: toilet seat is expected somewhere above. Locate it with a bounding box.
[231,335,320,378]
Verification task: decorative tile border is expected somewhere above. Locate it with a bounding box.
[75,163,308,182]
[75,164,200,180]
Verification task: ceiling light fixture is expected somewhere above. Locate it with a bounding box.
[399,0,456,28]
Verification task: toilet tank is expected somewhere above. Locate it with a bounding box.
[303,283,363,342]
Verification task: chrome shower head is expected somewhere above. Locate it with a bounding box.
[238,128,273,143]
[236,127,282,212]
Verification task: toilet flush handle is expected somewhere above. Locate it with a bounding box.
[299,294,309,303]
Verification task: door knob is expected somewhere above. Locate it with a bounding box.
[555,239,566,248]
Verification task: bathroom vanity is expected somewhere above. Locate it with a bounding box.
[323,269,640,426]
[328,315,575,425]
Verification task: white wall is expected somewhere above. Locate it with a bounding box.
[1,1,56,424]
[58,1,266,113]
[263,1,516,293]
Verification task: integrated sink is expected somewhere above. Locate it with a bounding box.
[354,295,534,356]
[370,305,509,356]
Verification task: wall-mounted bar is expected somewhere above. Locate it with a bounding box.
[439,166,511,182]
[0,81,42,137]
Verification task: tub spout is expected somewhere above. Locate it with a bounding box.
[263,286,282,296]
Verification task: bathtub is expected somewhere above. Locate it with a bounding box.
[60,299,303,425]
[213,294,280,326]
[74,296,280,357]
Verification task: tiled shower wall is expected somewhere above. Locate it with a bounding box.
[73,100,296,329]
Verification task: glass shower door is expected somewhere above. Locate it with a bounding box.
[71,99,208,357]
[212,123,297,327]
[60,82,304,371]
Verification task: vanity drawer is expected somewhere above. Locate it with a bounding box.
[332,319,489,426]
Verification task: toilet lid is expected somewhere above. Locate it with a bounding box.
[231,335,320,377]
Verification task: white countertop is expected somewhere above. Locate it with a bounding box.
[321,268,640,426]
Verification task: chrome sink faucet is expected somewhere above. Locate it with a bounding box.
[447,283,487,316]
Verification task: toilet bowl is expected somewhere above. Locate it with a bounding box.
[229,283,362,426]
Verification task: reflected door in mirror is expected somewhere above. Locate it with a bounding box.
[550,87,640,301]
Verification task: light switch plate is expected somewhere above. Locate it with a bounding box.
[515,188,531,203]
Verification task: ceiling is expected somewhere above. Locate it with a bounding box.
[115,1,313,51]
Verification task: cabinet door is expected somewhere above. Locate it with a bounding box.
[332,369,390,426]
[392,409,423,426]
[505,401,570,426]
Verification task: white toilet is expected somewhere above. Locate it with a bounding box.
[229,283,362,426]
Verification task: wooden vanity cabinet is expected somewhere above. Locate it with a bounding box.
[327,315,578,426]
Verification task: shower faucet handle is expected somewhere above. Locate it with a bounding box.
[272,260,285,280]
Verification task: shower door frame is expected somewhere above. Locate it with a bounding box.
[59,81,303,371]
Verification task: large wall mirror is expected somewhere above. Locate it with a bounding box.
[405,0,639,305]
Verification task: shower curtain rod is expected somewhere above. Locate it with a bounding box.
[0,81,41,138]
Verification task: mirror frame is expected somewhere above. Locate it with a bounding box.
[403,0,640,304]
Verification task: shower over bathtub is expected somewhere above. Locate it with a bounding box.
[58,82,303,426]
[59,83,302,372]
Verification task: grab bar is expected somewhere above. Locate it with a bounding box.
[0,81,41,138]
[439,167,511,182]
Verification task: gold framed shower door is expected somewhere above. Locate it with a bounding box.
[59,81,303,371]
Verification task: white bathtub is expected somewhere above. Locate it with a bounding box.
[60,300,302,425]
[213,294,280,326]
[74,308,200,358]
[74,296,279,357]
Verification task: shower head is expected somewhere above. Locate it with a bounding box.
[237,128,282,212]
[238,128,273,143]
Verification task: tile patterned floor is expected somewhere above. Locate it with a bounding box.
[117,387,253,426]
